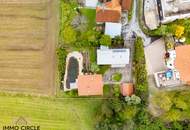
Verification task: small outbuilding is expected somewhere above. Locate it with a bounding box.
[120,83,134,96]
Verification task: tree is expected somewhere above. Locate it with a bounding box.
[63,26,77,44]
[159,25,169,36]
[101,101,113,118]
[59,1,77,44]
[164,109,181,121]
[125,95,141,105]
[135,108,150,126]
[112,36,124,47]
[56,48,67,81]
[184,19,190,35]
[99,35,111,46]
[171,121,183,130]
[113,85,120,97]
[134,37,148,99]
[175,25,185,39]
[122,106,138,120]
[152,92,172,111]
[80,30,101,46]
[173,98,188,111]
[109,98,123,113]
[71,15,87,32]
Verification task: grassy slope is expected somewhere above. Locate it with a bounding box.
[0,94,101,130]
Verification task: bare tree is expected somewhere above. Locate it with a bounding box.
[71,15,87,32]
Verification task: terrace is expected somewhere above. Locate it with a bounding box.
[154,69,181,88]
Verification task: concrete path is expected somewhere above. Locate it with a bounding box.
[145,38,167,75]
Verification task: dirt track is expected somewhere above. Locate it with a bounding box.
[0,0,58,95]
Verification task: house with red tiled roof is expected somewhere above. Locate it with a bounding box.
[96,0,121,23]
[77,74,103,96]
[175,45,190,84]
[96,0,122,38]
[83,0,132,37]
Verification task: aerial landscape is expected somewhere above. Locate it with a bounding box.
[1,0,190,130]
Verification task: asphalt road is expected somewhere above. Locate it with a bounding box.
[122,0,151,46]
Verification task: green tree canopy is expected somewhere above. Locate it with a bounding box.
[63,26,77,44]
[99,35,111,46]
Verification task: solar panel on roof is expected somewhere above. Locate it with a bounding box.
[112,49,126,52]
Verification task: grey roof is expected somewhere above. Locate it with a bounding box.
[97,47,130,67]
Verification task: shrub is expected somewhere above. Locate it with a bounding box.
[99,35,112,46]
[56,48,67,81]
[63,26,77,44]
[175,25,185,39]
[125,95,141,105]
[123,105,138,120]
[112,36,124,47]
[112,73,122,82]
[113,85,120,97]
[133,37,148,100]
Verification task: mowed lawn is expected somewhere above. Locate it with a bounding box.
[0,94,101,130]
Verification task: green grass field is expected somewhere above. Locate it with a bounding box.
[0,94,101,130]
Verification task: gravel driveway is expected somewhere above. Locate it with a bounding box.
[145,38,167,75]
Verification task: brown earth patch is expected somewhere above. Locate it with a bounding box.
[0,0,58,96]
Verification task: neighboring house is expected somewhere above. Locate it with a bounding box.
[96,0,121,23]
[144,0,159,30]
[97,46,130,68]
[120,83,134,96]
[157,0,190,23]
[85,0,98,8]
[175,45,190,84]
[96,0,131,37]
[77,74,103,96]
[153,47,182,88]
[154,45,190,88]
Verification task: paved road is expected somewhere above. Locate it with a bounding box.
[122,0,151,46]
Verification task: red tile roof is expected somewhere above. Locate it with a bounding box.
[120,83,134,96]
[175,45,190,84]
[122,0,132,11]
[96,0,121,23]
[77,74,103,96]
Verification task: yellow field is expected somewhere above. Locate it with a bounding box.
[0,0,58,95]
